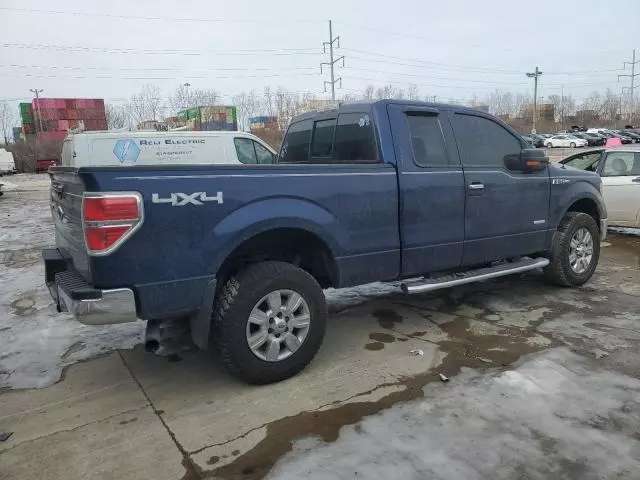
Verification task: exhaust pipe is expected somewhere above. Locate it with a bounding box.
[144,318,195,356]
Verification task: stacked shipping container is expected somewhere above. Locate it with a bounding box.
[20,103,36,135]
[175,106,237,131]
[32,98,107,142]
[249,116,278,131]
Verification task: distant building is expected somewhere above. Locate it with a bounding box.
[520,103,555,122]
[137,120,167,131]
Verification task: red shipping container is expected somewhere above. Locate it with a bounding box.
[58,120,69,130]
[55,99,65,108]
[68,110,78,120]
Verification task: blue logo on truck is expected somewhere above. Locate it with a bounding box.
[113,139,141,163]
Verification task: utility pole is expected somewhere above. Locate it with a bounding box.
[29,88,44,134]
[526,67,542,133]
[183,82,191,109]
[320,20,344,102]
[560,84,564,131]
[618,49,639,120]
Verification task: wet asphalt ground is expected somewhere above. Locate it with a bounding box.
[0,174,639,479]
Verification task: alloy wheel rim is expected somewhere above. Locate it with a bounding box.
[245,289,311,362]
[569,227,594,274]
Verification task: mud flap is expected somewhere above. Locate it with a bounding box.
[190,279,217,350]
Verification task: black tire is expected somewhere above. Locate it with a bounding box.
[544,212,600,287]
[212,261,327,384]
[570,142,576,148]
[546,142,553,148]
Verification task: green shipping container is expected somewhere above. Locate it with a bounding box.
[177,107,201,121]
[20,102,33,114]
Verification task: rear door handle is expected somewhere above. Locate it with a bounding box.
[468,182,485,190]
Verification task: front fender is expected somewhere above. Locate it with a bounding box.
[550,180,606,229]
[205,197,342,274]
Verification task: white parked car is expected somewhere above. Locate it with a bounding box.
[61,131,277,168]
[0,148,16,175]
[545,135,588,148]
[560,146,640,227]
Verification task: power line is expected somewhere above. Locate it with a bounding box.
[0,72,322,81]
[1,42,323,57]
[0,7,320,24]
[0,64,320,73]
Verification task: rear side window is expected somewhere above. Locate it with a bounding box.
[334,113,377,163]
[280,120,312,163]
[451,113,522,167]
[602,151,640,176]
[310,119,336,158]
[406,114,449,167]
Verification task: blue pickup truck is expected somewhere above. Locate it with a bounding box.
[44,100,607,384]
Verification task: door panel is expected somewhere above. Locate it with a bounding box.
[388,104,465,277]
[600,151,640,226]
[449,111,550,265]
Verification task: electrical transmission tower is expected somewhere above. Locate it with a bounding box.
[320,20,344,102]
[618,49,639,120]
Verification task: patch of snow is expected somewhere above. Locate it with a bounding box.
[609,227,640,237]
[0,190,144,389]
[269,348,640,479]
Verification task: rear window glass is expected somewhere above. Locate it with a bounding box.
[334,113,377,163]
[406,114,449,167]
[280,119,312,163]
[310,119,336,158]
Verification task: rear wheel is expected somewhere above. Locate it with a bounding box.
[212,261,327,384]
[544,212,600,287]
[546,142,553,148]
[570,142,576,148]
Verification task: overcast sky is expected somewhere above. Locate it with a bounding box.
[0,0,638,110]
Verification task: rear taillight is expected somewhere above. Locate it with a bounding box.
[82,193,143,255]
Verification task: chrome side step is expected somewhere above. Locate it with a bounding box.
[401,257,550,294]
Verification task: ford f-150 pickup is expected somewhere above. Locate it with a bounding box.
[43,100,607,384]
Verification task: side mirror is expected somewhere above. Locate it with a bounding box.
[504,148,549,173]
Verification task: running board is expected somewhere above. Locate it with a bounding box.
[401,257,550,294]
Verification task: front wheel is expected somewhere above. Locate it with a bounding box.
[570,142,576,148]
[544,212,600,287]
[546,142,553,148]
[212,261,327,384]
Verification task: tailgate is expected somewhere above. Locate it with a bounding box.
[49,169,91,280]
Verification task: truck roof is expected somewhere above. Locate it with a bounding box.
[290,99,482,124]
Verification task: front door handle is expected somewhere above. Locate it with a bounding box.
[468,182,485,190]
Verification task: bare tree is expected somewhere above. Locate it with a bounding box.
[363,85,375,100]
[0,101,14,145]
[485,90,514,117]
[105,103,129,130]
[232,91,261,131]
[406,84,420,100]
[130,84,165,125]
[167,84,219,115]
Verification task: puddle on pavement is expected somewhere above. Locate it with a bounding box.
[605,233,640,269]
[206,311,560,480]
[1,248,42,269]
[9,295,36,316]
[372,308,403,329]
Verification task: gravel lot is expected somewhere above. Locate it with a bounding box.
[1,174,639,480]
